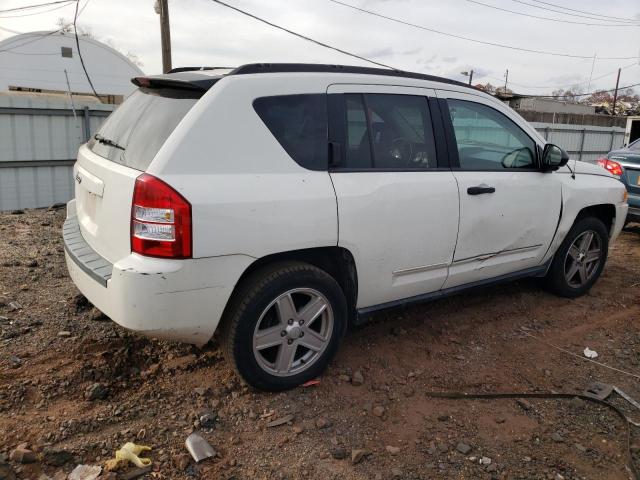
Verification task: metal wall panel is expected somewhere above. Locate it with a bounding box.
[531,122,626,163]
[0,98,631,211]
[0,164,73,211]
[0,95,114,211]
[0,113,82,162]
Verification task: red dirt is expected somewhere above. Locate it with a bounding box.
[1,208,639,480]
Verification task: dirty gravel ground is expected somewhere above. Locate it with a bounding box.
[1,208,640,480]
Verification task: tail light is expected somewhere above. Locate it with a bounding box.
[131,174,192,258]
[596,157,623,177]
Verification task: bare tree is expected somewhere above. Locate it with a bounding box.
[56,17,72,33]
[550,86,584,102]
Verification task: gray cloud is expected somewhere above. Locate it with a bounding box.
[0,0,637,95]
[401,46,422,56]
[359,47,395,59]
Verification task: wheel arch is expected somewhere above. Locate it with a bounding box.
[574,203,616,235]
[224,246,359,325]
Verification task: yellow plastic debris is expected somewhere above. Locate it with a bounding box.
[104,442,152,471]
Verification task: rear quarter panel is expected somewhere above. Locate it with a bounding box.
[146,75,338,259]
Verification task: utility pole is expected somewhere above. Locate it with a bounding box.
[461,70,474,85]
[611,67,621,116]
[504,69,509,92]
[155,0,172,73]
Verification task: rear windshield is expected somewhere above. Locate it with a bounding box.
[88,87,200,170]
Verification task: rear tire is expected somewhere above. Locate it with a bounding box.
[545,216,609,298]
[220,262,347,391]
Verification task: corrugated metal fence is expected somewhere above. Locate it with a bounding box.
[0,94,114,211]
[531,122,626,164]
[451,118,626,165]
[0,100,629,211]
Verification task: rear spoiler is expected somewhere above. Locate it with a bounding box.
[131,71,222,92]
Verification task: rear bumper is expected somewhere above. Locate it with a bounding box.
[627,206,640,224]
[63,201,254,346]
[626,191,640,223]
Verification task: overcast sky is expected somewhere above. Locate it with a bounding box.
[1,0,639,94]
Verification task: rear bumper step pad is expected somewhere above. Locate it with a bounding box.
[63,216,113,287]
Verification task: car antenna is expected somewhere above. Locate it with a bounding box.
[566,161,576,180]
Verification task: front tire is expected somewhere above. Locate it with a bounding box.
[545,216,609,298]
[221,262,347,391]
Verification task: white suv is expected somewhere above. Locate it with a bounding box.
[64,63,628,390]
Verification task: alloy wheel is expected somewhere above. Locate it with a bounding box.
[252,288,334,377]
[564,230,602,288]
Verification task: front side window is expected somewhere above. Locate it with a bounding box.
[448,99,537,170]
[343,93,437,169]
[253,94,328,170]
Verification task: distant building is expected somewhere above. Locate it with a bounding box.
[626,116,640,145]
[509,97,595,115]
[0,31,144,103]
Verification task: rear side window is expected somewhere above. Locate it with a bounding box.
[88,88,200,171]
[342,93,437,170]
[253,94,328,170]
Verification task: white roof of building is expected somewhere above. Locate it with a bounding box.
[0,31,145,96]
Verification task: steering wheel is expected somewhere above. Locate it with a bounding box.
[390,137,415,167]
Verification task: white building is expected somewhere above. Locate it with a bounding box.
[0,31,144,101]
[0,31,142,211]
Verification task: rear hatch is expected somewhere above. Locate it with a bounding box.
[73,82,205,264]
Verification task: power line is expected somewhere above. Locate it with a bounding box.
[464,0,640,27]
[508,0,640,24]
[0,28,127,59]
[0,0,89,54]
[0,29,67,52]
[0,1,75,18]
[209,0,395,69]
[0,0,74,14]
[0,25,23,34]
[327,0,640,60]
[527,0,640,23]
[73,0,100,100]
[509,82,640,98]
[485,63,639,90]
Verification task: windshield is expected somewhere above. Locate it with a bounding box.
[88,87,201,171]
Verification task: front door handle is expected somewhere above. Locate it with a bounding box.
[467,185,496,195]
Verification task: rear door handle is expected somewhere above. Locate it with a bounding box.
[467,185,495,195]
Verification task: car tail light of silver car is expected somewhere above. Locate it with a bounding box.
[131,173,192,259]
[596,157,623,177]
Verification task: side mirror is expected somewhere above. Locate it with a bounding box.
[542,144,569,171]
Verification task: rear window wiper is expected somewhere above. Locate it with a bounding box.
[94,133,125,151]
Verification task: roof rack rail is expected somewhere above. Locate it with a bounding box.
[168,66,235,73]
[228,63,472,89]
